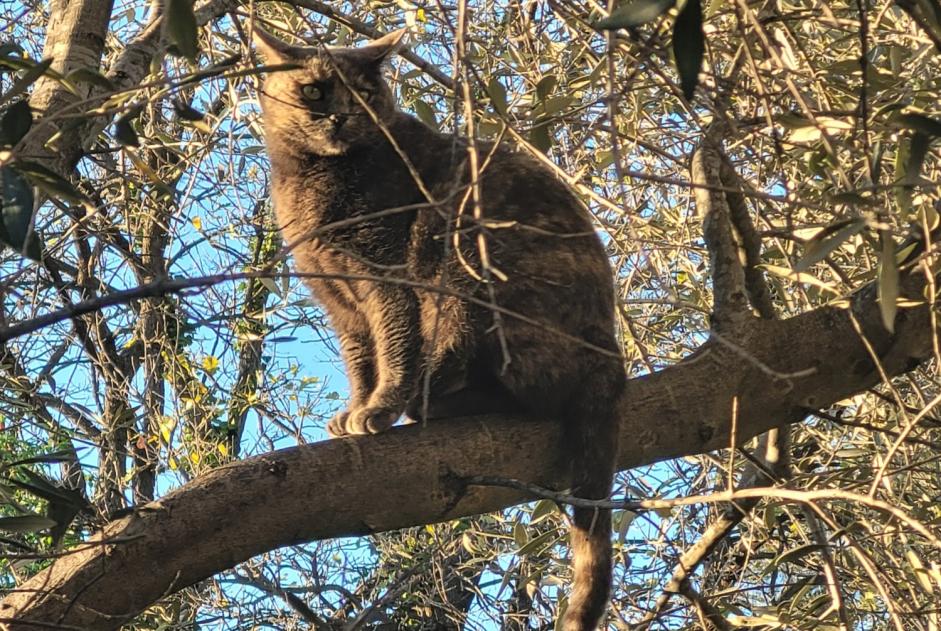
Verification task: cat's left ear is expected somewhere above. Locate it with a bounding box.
[358,29,407,64]
[253,25,314,64]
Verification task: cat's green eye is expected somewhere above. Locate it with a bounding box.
[301,84,324,101]
[357,89,372,101]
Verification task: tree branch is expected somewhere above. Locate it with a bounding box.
[0,260,934,628]
[692,139,751,330]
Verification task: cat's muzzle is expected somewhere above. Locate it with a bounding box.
[327,113,349,130]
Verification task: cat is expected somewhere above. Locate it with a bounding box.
[254,26,626,631]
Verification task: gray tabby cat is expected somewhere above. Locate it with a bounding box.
[254,27,625,631]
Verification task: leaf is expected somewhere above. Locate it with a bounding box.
[0,58,53,109]
[517,530,558,556]
[11,469,85,506]
[461,532,477,554]
[0,100,31,146]
[258,276,282,298]
[125,148,176,196]
[878,231,899,332]
[789,125,823,144]
[906,131,931,186]
[114,113,139,147]
[13,161,87,205]
[4,449,77,468]
[535,75,557,102]
[769,543,827,570]
[172,99,204,121]
[889,111,941,137]
[66,67,116,91]
[0,43,24,59]
[0,165,40,260]
[412,99,438,128]
[529,121,552,153]
[595,0,676,29]
[794,218,866,272]
[165,0,200,63]
[788,117,853,144]
[0,514,56,533]
[673,0,704,100]
[615,509,638,543]
[537,96,570,118]
[760,264,841,294]
[487,77,508,117]
[201,355,219,374]
[906,549,934,594]
[895,135,913,213]
[652,506,673,519]
[531,499,557,522]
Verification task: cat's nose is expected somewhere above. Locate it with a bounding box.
[328,113,348,129]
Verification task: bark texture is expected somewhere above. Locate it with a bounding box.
[0,269,932,629]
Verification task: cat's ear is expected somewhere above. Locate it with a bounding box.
[253,25,312,64]
[357,29,407,64]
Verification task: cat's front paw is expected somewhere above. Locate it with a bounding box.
[327,407,400,437]
[326,411,352,438]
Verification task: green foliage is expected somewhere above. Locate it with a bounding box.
[1,0,941,629]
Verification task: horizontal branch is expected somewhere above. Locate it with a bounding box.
[0,266,933,629]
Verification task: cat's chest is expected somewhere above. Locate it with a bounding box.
[270,165,418,274]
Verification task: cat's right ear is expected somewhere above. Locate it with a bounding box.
[253,25,306,64]
[357,29,407,64]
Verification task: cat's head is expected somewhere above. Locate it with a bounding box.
[253,27,405,157]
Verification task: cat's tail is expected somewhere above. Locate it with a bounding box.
[560,365,623,631]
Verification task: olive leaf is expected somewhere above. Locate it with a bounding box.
[0,514,56,533]
[595,0,676,29]
[673,0,705,100]
[0,100,32,146]
[0,165,41,260]
[878,231,899,333]
[165,0,200,63]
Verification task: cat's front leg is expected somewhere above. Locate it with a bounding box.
[329,284,421,436]
[326,328,376,437]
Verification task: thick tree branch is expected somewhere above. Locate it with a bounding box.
[20,0,114,170]
[0,263,934,628]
